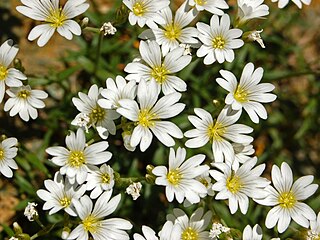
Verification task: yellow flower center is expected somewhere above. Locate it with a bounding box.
[46,7,67,28]
[133,2,146,16]
[59,196,71,208]
[234,86,249,103]
[83,215,99,233]
[181,227,199,240]
[226,174,242,194]
[0,148,4,160]
[164,24,182,40]
[101,173,111,184]
[89,106,106,123]
[278,191,296,209]
[167,169,182,186]
[138,109,156,128]
[194,0,207,5]
[308,231,320,240]
[0,65,8,80]
[18,90,31,99]
[212,36,226,49]
[151,65,170,83]
[68,150,85,168]
[207,121,225,142]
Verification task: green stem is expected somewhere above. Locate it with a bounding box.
[93,32,104,76]
[35,218,45,229]
[267,70,319,81]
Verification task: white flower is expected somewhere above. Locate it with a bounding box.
[134,222,182,240]
[123,0,169,29]
[126,182,142,200]
[9,237,19,240]
[117,79,185,152]
[24,202,38,221]
[210,157,270,214]
[179,43,192,56]
[134,226,158,240]
[209,222,230,239]
[197,14,244,65]
[308,212,320,240]
[231,142,255,170]
[167,208,212,240]
[152,147,209,204]
[196,170,215,197]
[236,0,269,26]
[46,128,112,184]
[185,106,253,163]
[125,41,191,95]
[16,0,89,47]
[0,39,27,103]
[4,85,48,122]
[37,172,86,216]
[139,2,199,56]
[86,164,114,199]
[122,130,136,152]
[68,191,132,240]
[188,0,229,15]
[216,62,277,123]
[100,22,117,35]
[242,224,263,240]
[158,221,182,240]
[98,76,137,110]
[256,162,318,233]
[0,137,18,178]
[271,0,311,9]
[71,112,90,133]
[244,29,266,48]
[72,84,119,139]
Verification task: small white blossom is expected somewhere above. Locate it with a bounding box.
[72,84,119,139]
[197,14,244,65]
[125,41,191,95]
[134,225,158,240]
[0,39,27,103]
[16,0,89,47]
[4,85,48,122]
[0,137,18,178]
[37,172,86,216]
[24,202,38,221]
[123,0,169,29]
[188,0,229,15]
[100,22,117,35]
[98,76,137,110]
[210,157,270,214]
[271,0,311,9]
[256,162,318,233]
[139,2,199,56]
[209,222,230,239]
[308,212,320,240]
[242,224,263,240]
[117,79,185,152]
[179,43,192,56]
[216,62,277,123]
[167,208,212,239]
[231,142,255,170]
[185,106,253,162]
[126,182,142,200]
[46,128,112,184]
[245,30,266,48]
[68,191,132,240]
[71,113,90,133]
[153,147,209,204]
[86,164,115,199]
[236,0,269,26]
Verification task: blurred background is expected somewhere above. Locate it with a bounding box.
[0,0,319,239]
